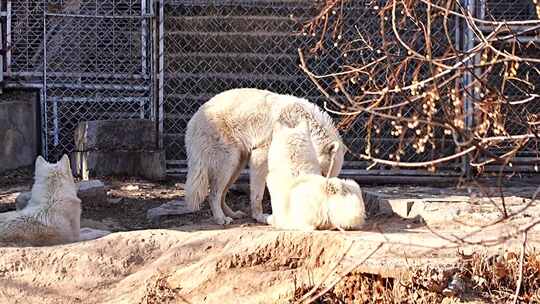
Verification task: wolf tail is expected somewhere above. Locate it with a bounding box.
[184,112,210,211]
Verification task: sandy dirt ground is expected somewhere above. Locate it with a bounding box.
[0,168,539,303]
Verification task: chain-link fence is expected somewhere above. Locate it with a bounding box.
[160,0,461,174]
[481,0,540,164]
[8,0,155,161]
[161,1,325,173]
[4,0,540,175]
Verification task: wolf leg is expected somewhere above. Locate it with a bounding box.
[249,146,270,223]
[222,153,249,219]
[208,147,244,225]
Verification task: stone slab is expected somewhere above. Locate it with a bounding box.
[71,150,166,181]
[74,119,157,152]
[16,179,107,210]
[79,227,111,241]
[360,186,540,225]
[0,90,38,173]
[77,180,108,206]
[146,200,194,223]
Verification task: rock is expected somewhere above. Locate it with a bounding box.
[362,190,395,217]
[122,184,140,191]
[72,119,166,181]
[15,191,32,210]
[74,119,157,152]
[0,91,38,173]
[77,180,107,205]
[108,197,123,204]
[147,200,195,223]
[71,150,166,181]
[16,179,107,210]
[79,228,111,241]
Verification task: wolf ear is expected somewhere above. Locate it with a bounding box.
[325,141,341,156]
[35,155,47,169]
[59,154,72,175]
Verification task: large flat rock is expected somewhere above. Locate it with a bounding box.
[0,91,38,173]
[363,185,540,226]
[74,119,157,152]
[16,179,108,210]
[72,150,166,181]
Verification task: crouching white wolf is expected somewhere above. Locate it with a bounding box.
[184,88,345,225]
[266,120,366,231]
[0,155,82,246]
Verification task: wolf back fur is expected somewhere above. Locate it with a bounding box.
[266,120,320,227]
[0,155,82,246]
[266,121,366,231]
[184,88,345,225]
[273,174,366,231]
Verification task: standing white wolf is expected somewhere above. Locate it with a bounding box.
[266,120,366,231]
[185,88,345,225]
[0,155,82,246]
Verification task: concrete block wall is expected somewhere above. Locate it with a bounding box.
[72,119,166,181]
[0,90,39,173]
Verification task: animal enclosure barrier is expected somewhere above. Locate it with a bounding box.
[8,0,155,162]
[4,0,540,176]
[160,0,464,175]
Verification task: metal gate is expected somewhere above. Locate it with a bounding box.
[42,0,155,161]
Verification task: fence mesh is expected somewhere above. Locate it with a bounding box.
[162,1,323,170]
[161,0,462,173]
[481,1,540,160]
[10,1,44,78]
[43,1,154,161]
[5,0,540,174]
[9,0,155,161]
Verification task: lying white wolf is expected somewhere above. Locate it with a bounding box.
[266,120,366,231]
[185,88,345,225]
[0,155,82,246]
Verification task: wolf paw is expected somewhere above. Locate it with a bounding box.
[253,213,271,224]
[214,216,233,225]
[265,214,274,225]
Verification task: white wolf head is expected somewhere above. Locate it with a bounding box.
[31,155,80,209]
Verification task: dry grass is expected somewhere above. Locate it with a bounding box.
[140,273,181,304]
[291,250,540,303]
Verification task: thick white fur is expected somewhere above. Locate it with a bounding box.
[184,88,345,225]
[266,120,320,227]
[266,121,366,231]
[0,155,82,246]
[274,174,366,231]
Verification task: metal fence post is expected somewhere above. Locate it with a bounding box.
[461,0,479,178]
[157,0,164,151]
[41,0,48,159]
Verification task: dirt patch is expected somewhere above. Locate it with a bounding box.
[0,166,34,189]
[1,171,540,303]
[0,166,34,212]
[291,251,540,303]
[0,172,269,231]
[140,273,181,304]
[81,177,267,231]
